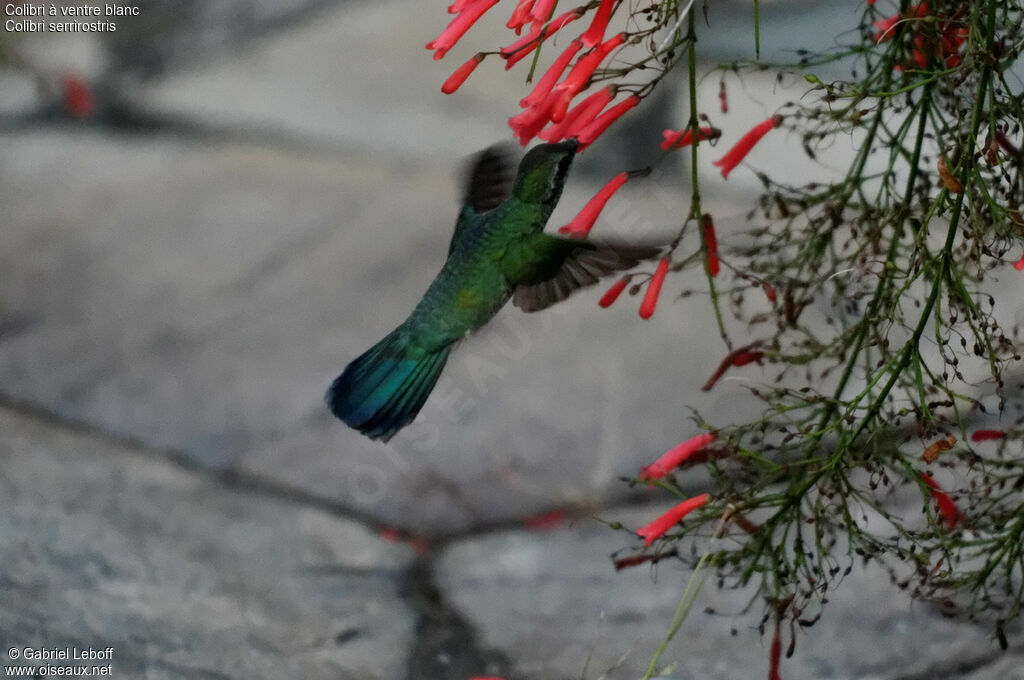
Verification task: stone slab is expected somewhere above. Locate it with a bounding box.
[0,405,416,679]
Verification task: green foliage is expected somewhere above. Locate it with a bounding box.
[615,0,1024,656]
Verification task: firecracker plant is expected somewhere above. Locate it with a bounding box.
[428,0,1024,677]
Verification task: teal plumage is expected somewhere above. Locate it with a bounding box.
[327,140,661,441]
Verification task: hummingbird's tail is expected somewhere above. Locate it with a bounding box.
[326,328,450,442]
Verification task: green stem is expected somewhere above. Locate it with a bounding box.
[642,548,715,680]
[682,8,729,347]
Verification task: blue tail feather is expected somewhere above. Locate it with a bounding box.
[326,328,450,441]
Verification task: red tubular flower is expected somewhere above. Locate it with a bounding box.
[502,10,581,69]
[763,282,777,303]
[506,0,535,31]
[1014,253,1024,271]
[639,256,670,319]
[971,429,1006,442]
[919,472,959,528]
[442,53,485,94]
[555,32,626,99]
[559,171,629,238]
[539,86,614,141]
[546,88,577,124]
[598,276,630,308]
[713,115,781,179]
[501,23,543,59]
[62,74,94,119]
[637,494,711,547]
[580,0,614,47]
[508,91,560,145]
[702,214,720,277]
[575,94,640,150]
[520,40,582,108]
[546,7,584,33]
[448,0,477,12]
[427,0,500,60]
[640,432,716,480]
[529,0,556,22]
[661,126,720,150]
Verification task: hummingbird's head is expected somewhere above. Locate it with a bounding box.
[511,139,579,211]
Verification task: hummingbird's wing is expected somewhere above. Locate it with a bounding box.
[449,144,518,255]
[511,235,663,312]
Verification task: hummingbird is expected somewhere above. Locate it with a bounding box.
[326,139,660,441]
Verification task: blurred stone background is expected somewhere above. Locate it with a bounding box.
[1,1,1020,678]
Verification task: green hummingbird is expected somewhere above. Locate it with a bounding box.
[326,139,660,441]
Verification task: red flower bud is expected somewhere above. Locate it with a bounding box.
[640,432,716,480]
[441,53,485,94]
[598,276,630,308]
[702,214,719,277]
[639,256,670,319]
[558,172,629,238]
[713,116,781,179]
[637,494,711,547]
[919,472,959,528]
[971,429,1006,442]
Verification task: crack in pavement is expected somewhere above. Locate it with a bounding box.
[0,390,651,544]
[0,393,531,679]
[401,556,517,680]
